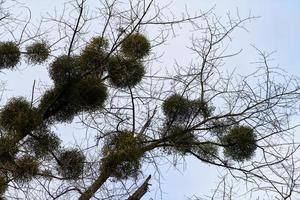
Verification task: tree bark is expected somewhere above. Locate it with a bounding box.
[78,171,110,200]
[127,175,151,200]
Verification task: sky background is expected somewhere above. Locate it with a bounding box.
[2,0,300,199]
[157,2,300,199]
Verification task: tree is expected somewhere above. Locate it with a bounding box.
[0,0,299,199]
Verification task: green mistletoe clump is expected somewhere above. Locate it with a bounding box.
[57,149,85,180]
[121,33,150,59]
[107,56,145,88]
[26,42,50,64]
[0,41,20,69]
[13,155,39,183]
[222,125,257,161]
[0,97,42,136]
[101,131,144,180]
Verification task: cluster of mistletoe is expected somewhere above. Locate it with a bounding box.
[161,93,257,162]
[0,32,151,196]
[101,131,145,180]
[0,32,258,199]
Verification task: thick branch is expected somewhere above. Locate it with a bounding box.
[78,171,110,200]
[127,175,151,200]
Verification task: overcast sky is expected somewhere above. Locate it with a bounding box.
[156,2,300,199]
[2,0,300,199]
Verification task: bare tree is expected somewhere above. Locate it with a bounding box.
[0,0,299,199]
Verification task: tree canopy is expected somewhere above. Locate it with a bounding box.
[0,0,299,199]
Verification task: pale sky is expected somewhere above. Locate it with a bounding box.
[1,0,300,199]
[153,2,300,199]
